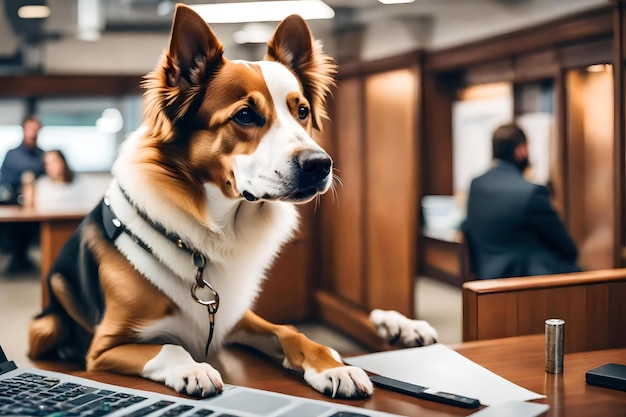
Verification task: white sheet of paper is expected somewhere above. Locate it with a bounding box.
[345,344,545,406]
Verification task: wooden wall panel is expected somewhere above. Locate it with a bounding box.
[559,38,613,69]
[254,236,310,322]
[608,282,626,347]
[0,75,142,97]
[565,69,615,270]
[615,1,626,267]
[475,293,518,340]
[565,71,587,247]
[364,69,417,315]
[420,72,454,196]
[421,237,463,286]
[517,287,588,352]
[255,205,315,322]
[318,53,422,350]
[330,79,365,306]
[463,59,514,85]
[513,50,558,81]
[318,109,339,294]
[585,284,610,352]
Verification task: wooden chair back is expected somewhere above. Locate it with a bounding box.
[462,269,626,353]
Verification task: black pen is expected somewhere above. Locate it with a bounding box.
[370,375,481,409]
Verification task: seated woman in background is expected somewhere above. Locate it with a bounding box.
[34,150,88,210]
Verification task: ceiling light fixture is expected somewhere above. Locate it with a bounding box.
[189,1,334,24]
[234,23,275,44]
[77,0,104,41]
[586,64,610,73]
[17,5,51,19]
[96,108,124,133]
[377,0,415,4]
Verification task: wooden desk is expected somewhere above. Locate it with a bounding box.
[0,205,87,305]
[34,335,625,417]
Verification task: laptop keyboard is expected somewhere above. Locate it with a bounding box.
[0,372,215,417]
[0,371,383,417]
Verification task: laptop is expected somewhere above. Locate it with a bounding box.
[0,346,403,417]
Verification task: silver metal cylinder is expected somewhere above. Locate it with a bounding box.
[545,318,565,374]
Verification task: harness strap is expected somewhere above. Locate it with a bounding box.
[101,193,219,357]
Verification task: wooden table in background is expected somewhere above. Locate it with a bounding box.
[0,205,87,306]
[34,334,626,417]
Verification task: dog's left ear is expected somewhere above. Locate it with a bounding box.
[266,15,336,131]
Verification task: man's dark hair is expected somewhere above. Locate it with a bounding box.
[492,123,527,164]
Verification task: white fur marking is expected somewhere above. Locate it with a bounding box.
[304,365,374,398]
[231,61,330,201]
[108,132,299,360]
[369,309,439,347]
[141,344,223,397]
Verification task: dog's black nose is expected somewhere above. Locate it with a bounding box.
[297,150,332,182]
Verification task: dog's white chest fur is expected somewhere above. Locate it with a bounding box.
[106,132,299,360]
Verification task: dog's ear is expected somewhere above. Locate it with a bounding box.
[165,4,224,88]
[266,15,336,131]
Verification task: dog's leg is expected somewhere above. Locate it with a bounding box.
[369,309,438,347]
[87,342,223,398]
[28,272,92,359]
[229,310,373,398]
[28,313,64,359]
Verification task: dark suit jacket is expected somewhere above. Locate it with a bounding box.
[463,161,580,280]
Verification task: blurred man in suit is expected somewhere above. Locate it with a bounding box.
[0,115,45,197]
[463,123,580,279]
[0,115,45,274]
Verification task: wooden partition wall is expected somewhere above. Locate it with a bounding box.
[419,4,621,284]
[615,0,626,267]
[463,269,626,353]
[316,53,423,349]
[315,4,626,348]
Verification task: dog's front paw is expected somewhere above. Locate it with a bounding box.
[304,365,374,399]
[141,345,224,398]
[370,309,438,347]
[164,363,224,398]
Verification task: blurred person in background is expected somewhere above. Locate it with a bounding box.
[0,115,45,274]
[0,115,45,203]
[35,150,87,210]
[462,123,580,279]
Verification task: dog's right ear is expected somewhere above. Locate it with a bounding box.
[165,4,224,88]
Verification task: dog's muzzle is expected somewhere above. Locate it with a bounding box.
[241,150,332,203]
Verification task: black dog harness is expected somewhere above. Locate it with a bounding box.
[101,189,219,357]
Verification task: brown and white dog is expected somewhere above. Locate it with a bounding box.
[28,4,437,399]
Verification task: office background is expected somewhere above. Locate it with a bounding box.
[0,0,621,351]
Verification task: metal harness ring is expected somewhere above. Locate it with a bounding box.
[191,280,220,312]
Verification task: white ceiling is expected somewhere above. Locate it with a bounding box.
[0,0,609,74]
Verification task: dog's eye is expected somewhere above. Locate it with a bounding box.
[234,107,261,126]
[297,105,309,121]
